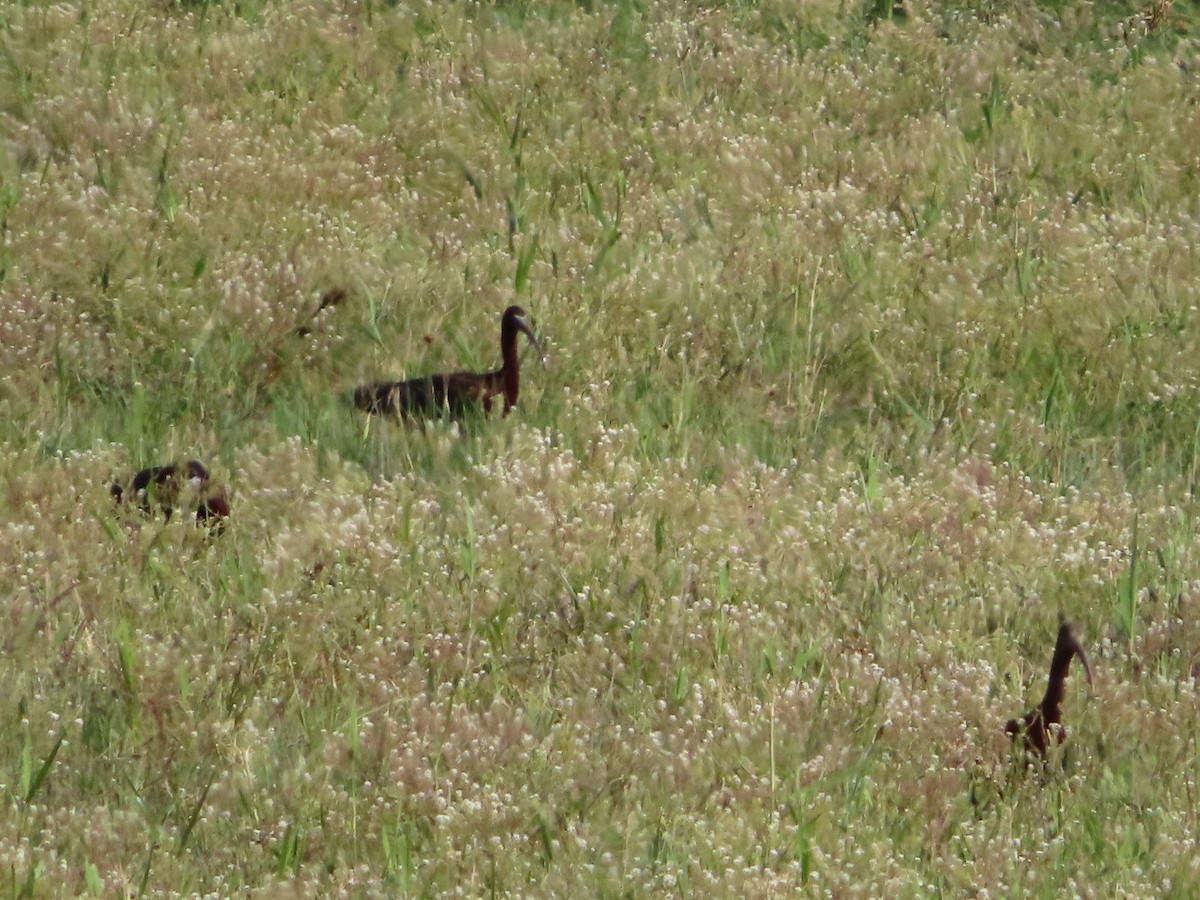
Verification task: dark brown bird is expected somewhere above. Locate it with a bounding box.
[354,305,543,420]
[1006,622,1093,757]
[111,460,229,531]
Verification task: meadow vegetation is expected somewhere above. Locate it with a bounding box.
[3,0,1200,894]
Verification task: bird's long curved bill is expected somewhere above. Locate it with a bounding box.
[1076,644,1093,685]
[516,318,547,366]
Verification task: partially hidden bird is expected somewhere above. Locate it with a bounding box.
[111,460,229,532]
[354,305,543,421]
[1006,621,1093,758]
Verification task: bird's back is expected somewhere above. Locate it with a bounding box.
[355,373,487,418]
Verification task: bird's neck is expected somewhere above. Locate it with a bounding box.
[499,324,521,410]
[1041,636,1078,722]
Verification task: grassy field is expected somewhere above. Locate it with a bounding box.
[3,0,1200,895]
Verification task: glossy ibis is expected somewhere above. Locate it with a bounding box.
[111,460,229,532]
[1006,621,1093,758]
[354,305,543,421]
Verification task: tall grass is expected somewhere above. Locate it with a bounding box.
[3,0,1200,894]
